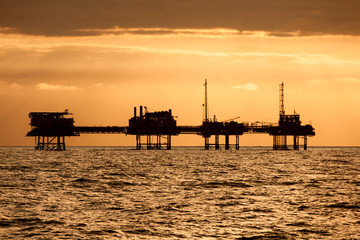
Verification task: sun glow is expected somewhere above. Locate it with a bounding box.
[0,26,360,146]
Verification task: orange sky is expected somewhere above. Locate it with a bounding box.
[0,1,359,146]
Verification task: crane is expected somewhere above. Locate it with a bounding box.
[223,116,240,122]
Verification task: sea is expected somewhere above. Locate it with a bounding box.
[0,146,359,239]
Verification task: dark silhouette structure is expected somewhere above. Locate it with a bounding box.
[127,106,179,149]
[268,83,314,150]
[200,79,244,150]
[26,82,315,150]
[26,110,78,150]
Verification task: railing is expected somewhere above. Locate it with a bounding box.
[178,126,202,134]
[75,126,127,134]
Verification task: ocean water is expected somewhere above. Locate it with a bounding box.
[0,146,359,239]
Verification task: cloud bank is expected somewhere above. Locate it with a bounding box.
[1,0,360,37]
[233,83,259,91]
[37,83,78,90]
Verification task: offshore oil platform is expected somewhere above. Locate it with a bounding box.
[26,82,315,150]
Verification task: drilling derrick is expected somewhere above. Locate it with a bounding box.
[203,79,210,149]
[279,82,285,116]
[203,79,215,149]
[203,79,209,122]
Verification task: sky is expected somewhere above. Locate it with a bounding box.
[0,0,359,147]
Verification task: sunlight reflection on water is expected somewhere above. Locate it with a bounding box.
[0,147,359,239]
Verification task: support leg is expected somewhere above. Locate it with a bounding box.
[147,135,151,149]
[304,136,308,150]
[236,135,239,150]
[293,135,299,150]
[283,135,287,150]
[57,136,61,150]
[205,137,210,150]
[35,136,39,150]
[225,135,230,150]
[156,135,160,149]
[273,135,288,150]
[167,135,171,150]
[273,135,277,150]
[34,136,68,151]
[215,135,220,150]
[136,135,141,150]
[45,136,49,150]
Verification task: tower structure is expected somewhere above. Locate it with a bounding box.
[275,82,287,149]
[279,82,285,116]
[204,79,209,122]
[203,79,210,149]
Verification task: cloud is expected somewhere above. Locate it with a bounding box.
[0,0,360,37]
[77,27,240,37]
[1,42,359,89]
[94,83,104,88]
[37,83,78,90]
[338,78,360,82]
[0,27,16,34]
[9,83,21,88]
[233,83,259,91]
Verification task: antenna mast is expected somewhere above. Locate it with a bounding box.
[204,79,209,122]
[279,82,285,116]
